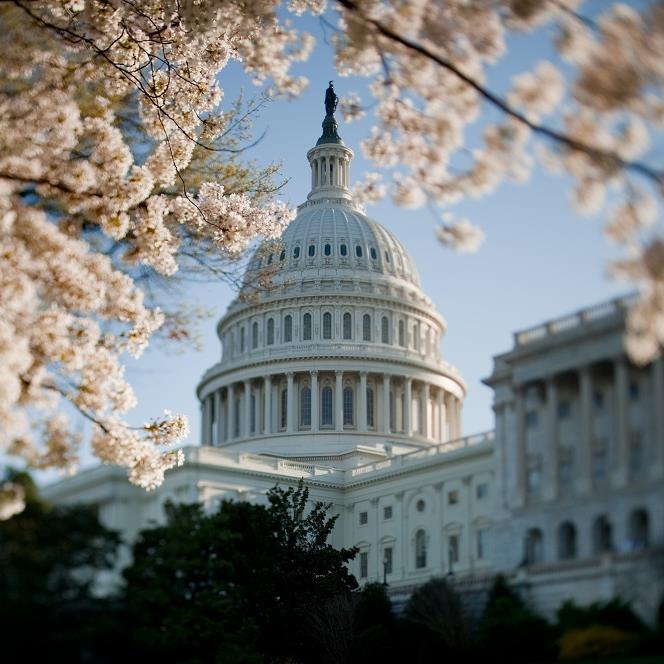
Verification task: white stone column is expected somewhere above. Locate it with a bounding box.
[359,371,368,431]
[422,383,430,440]
[404,378,412,436]
[577,366,592,494]
[227,383,235,441]
[244,379,251,438]
[613,359,629,488]
[382,374,391,433]
[444,392,454,440]
[201,397,210,445]
[514,385,526,508]
[264,375,272,435]
[286,372,295,433]
[436,390,444,443]
[652,357,664,479]
[311,370,319,433]
[213,390,222,446]
[335,370,343,432]
[543,377,558,501]
[455,397,463,438]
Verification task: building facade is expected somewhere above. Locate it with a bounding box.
[44,91,664,623]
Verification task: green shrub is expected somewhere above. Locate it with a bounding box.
[556,597,647,635]
[558,625,640,661]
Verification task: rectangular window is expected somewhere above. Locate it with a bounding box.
[447,490,458,505]
[360,551,368,578]
[367,388,375,428]
[359,511,368,526]
[250,394,256,434]
[383,505,392,520]
[557,401,571,419]
[525,410,539,428]
[343,387,354,426]
[476,483,488,500]
[449,534,460,564]
[477,529,488,560]
[383,547,393,575]
[321,387,333,426]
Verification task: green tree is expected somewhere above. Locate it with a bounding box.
[123,481,358,663]
[0,470,122,661]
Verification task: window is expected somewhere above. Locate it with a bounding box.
[525,410,538,428]
[355,244,363,258]
[250,394,256,434]
[343,312,352,340]
[303,313,312,340]
[559,458,573,486]
[383,547,393,574]
[593,515,613,554]
[416,499,426,513]
[398,320,405,347]
[301,387,311,427]
[359,551,368,578]
[629,430,643,474]
[321,386,333,426]
[234,398,241,437]
[308,244,316,257]
[381,316,390,344]
[252,321,258,349]
[477,528,489,560]
[524,528,543,564]
[384,250,391,263]
[370,247,378,260]
[383,505,393,520]
[389,390,395,431]
[284,315,292,342]
[593,390,604,409]
[415,529,427,569]
[323,312,332,339]
[363,313,371,341]
[448,533,460,564]
[367,387,375,428]
[280,388,287,429]
[527,467,541,493]
[343,386,354,426]
[279,249,285,261]
[293,246,300,259]
[240,326,246,352]
[628,508,649,550]
[629,380,640,400]
[558,521,577,560]
[324,243,332,256]
[267,318,274,345]
[476,483,488,500]
[558,401,571,419]
[267,254,273,264]
[359,511,368,526]
[340,243,347,256]
[413,323,419,350]
[447,490,459,505]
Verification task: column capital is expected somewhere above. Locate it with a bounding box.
[310,369,319,376]
[286,371,294,378]
[335,369,343,377]
[359,370,368,378]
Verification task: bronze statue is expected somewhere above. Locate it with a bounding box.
[324,81,338,116]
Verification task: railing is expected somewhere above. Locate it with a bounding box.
[347,430,494,479]
[514,295,635,347]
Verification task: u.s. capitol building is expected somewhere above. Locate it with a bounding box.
[45,89,664,623]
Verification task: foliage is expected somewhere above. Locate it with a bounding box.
[556,598,649,636]
[0,469,123,661]
[123,481,358,663]
[478,575,557,663]
[559,625,641,661]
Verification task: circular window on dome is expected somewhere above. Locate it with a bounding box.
[416,499,426,513]
[293,246,300,259]
[308,244,316,257]
[324,243,332,257]
[340,243,348,257]
[370,247,377,260]
[384,250,391,263]
[355,245,363,258]
[279,249,286,261]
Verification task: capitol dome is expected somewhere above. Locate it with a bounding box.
[197,84,465,464]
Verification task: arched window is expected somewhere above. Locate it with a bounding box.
[355,245,363,258]
[629,508,649,550]
[280,388,287,429]
[252,321,258,349]
[250,393,256,434]
[240,326,246,352]
[324,243,332,256]
[340,243,348,257]
[279,249,285,261]
[343,386,354,426]
[398,320,405,347]
[300,387,311,427]
[558,521,577,560]
[524,528,543,565]
[367,387,375,428]
[293,246,300,259]
[267,318,274,345]
[343,312,352,340]
[321,386,333,426]
[381,316,390,344]
[308,244,316,257]
[370,247,377,260]
[593,515,613,554]
[415,529,427,569]
[303,313,312,341]
[322,312,332,339]
[389,390,395,432]
[284,315,293,342]
[362,314,371,341]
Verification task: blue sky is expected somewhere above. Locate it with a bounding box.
[110,4,643,466]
